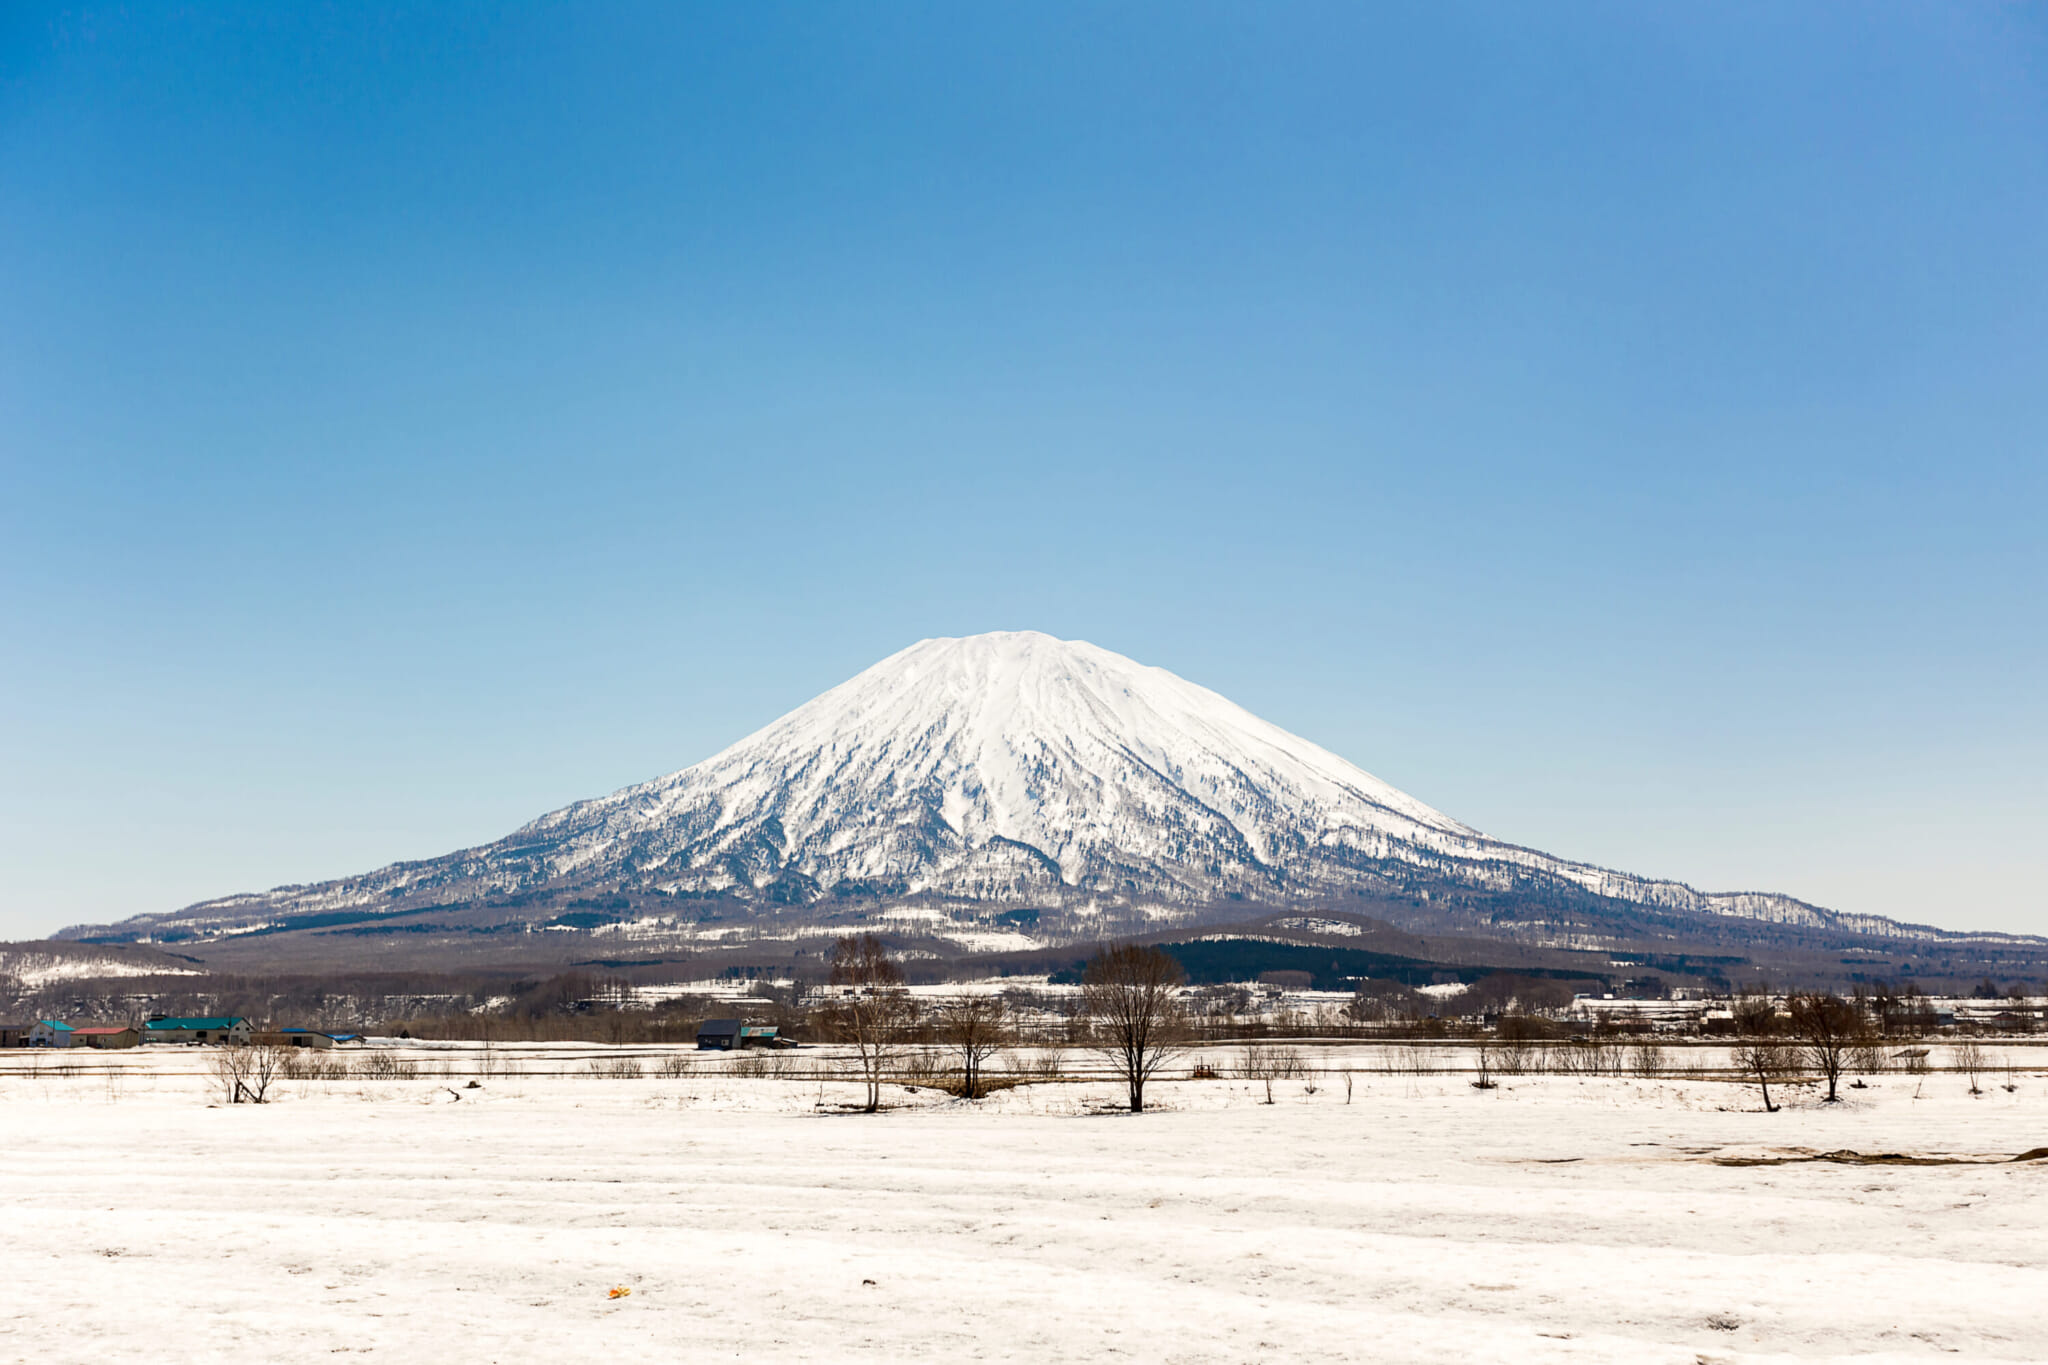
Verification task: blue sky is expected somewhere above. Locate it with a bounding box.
[3,3,2044,938]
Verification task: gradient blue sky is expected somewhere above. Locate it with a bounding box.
[3,3,2044,939]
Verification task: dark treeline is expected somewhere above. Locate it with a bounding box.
[9,949,2042,1047]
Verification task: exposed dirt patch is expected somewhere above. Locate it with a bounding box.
[1710,1148,2033,1168]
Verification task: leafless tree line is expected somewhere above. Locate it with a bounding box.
[1727,991,1986,1109]
[814,934,1191,1112]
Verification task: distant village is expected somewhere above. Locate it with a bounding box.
[0,1016,363,1050]
[1,1012,788,1052]
[4,983,2043,1053]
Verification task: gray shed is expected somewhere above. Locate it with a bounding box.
[696,1019,743,1050]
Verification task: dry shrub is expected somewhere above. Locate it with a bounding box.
[1375,1045,1431,1076]
[896,1048,944,1085]
[934,1072,1032,1098]
[998,1042,1067,1080]
[1554,1040,1622,1076]
[280,1049,349,1082]
[1491,1039,1535,1076]
[357,1051,419,1081]
[1240,1046,1306,1080]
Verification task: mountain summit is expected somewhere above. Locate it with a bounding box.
[522,630,1478,907]
[73,631,2010,953]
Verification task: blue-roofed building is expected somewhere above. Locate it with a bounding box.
[28,1020,74,1048]
[695,1019,779,1051]
[142,1016,252,1045]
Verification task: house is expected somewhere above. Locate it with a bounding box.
[70,1026,141,1050]
[142,1016,252,1045]
[695,1019,779,1051]
[0,1024,27,1049]
[27,1020,74,1048]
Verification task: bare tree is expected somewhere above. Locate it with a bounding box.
[211,1041,288,1104]
[1787,992,1865,1103]
[208,1045,246,1104]
[1732,1041,1793,1112]
[1731,993,1780,1037]
[1082,944,1186,1113]
[830,934,907,1113]
[1952,1039,1988,1096]
[937,994,1008,1100]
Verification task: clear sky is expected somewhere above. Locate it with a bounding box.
[3,3,2044,940]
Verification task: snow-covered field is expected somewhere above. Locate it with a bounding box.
[3,1046,2045,1363]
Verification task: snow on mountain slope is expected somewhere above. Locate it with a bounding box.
[73,631,2024,948]
[516,631,1478,902]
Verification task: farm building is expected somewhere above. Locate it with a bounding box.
[28,1020,74,1048]
[70,1026,141,1049]
[0,1024,27,1048]
[250,1029,362,1050]
[695,1020,779,1050]
[1568,996,1707,1032]
[143,1016,252,1045]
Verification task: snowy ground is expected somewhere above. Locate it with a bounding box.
[3,1046,2046,1364]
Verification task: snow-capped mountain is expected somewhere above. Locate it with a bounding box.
[521,630,1480,907]
[70,631,2023,951]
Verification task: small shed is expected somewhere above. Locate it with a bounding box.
[696,1020,779,1051]
[70,1026,141,1050]
[28,1020,74,1048]
[143,1016,252,1045]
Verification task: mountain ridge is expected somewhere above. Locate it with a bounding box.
[62,631,2042,954]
